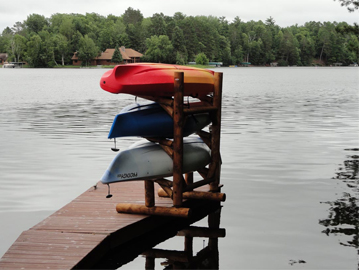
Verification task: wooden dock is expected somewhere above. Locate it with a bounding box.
[0,181,221,269]
[0,70,225,269]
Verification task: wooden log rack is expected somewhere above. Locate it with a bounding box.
[142,207,224,269]
[116,71,224,218]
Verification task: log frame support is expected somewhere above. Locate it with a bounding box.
[117,71,224,217]
[116,203,191,218]
[172,72,184,207]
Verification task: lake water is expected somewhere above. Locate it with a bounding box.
[0,67,358,269]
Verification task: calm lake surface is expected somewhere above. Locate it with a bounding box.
[0,67,358,269]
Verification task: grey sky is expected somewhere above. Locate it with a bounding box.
[1,0,358,32]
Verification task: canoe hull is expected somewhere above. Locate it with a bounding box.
[101,137,211,184]
[100,63,215,97]
[108,102,211,139]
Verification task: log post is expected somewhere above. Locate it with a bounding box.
[116,203,191,218]
[158,188,226,202]
[184,236,193,257]
[184,172,193,191]
[210,72,223,192]
[173,72,184,207]
[145,180,155,207]
[145,255,155,270]
[208,207,221,255]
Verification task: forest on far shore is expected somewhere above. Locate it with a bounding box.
[0,7,358,67]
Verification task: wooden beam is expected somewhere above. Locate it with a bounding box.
[145,137,173,147]
[173,72,184,207]
[137,95,173,107]
[116,203,191,218]
[143,249,190,262]
[184,177,214,191]
[196,130,211,148]
[209,72,223,192]
[145,180,155,207]
[185,172,194,187]
[177,226,226,238]
[158,189,225,202]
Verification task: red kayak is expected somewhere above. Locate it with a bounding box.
[100,63,215,97]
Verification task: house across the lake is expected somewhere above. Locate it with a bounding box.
[72,46,143,66]
[0,53,8,65]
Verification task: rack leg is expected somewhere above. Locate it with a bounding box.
[210,72,223,192]
[173,72,184,207]
[145,180,155,207]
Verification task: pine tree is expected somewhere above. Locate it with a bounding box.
[111,44,123,64]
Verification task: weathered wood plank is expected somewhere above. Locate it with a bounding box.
[0,179,219,269]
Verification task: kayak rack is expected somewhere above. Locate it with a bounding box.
[142,208,224,268]
[116,71,225,218]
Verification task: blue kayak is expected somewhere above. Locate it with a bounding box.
[108,102,211,139]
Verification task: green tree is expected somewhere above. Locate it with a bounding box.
[78,34,99,66]
[277,29,300,65]
[318,25,332,62]
[25,14,48,33]
[98,23,116,51]
[0,29,12,55]
[111,44,123,63]
[53,34,68,65]
[145,35,173,63]
[195,52,209,65]
[180,17,199,61]
[126,23,144,52]
[296,32,315,65]
[172,26,187,64]
[25,33,55,67]
[39,30,56,67]
[334,0,359,12]
[59,16,75,41]
[150,13,167,36]
[11,34,27,62]
[26,34,42,67]
[123,7,143,25]
[218,35,231,65]
[11,22,25,35]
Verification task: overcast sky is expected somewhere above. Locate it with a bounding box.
[1,0,358,32]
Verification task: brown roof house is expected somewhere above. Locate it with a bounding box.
[0,53,8,65]
[72,46,143,66]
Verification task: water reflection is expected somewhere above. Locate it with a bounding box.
[142,209,224,270]
[91,207,225,269]
[319,148,358,248]
[14,100,120,138]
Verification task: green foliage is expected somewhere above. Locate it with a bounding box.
[25,14,48,33]
[78,35,99,66]
[145,35,173,63]
[123,7,144,25]
[11,34,27,62]
[111,44,123,63]
[26,32,55,67]
[195,52,209,65]
[334,0,359,12]
[0,9,358,67]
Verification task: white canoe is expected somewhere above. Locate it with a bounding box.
[101,137,211,184]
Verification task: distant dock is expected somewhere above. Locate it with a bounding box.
[0,181,221,269]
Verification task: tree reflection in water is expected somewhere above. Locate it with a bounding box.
[319,148,358,249]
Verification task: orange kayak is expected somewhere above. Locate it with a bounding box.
[100,63,215,97]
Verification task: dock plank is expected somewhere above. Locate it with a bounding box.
[0,180,219,269]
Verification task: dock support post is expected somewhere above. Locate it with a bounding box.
[210,72,223,192]
[173,72,184,207]
[145,256,155,270]
[145,180,155,207]
[185,172,193,191]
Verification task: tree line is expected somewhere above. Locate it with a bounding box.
[0,7,358,67]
